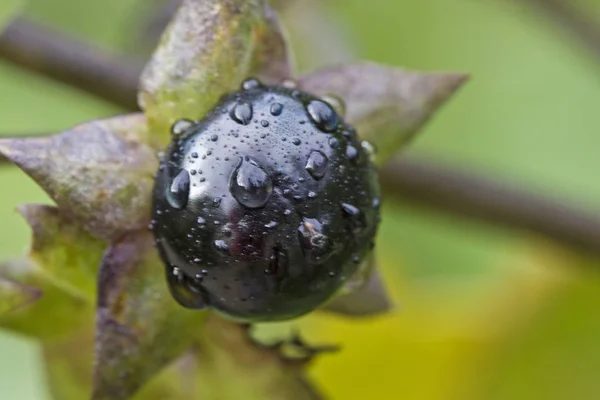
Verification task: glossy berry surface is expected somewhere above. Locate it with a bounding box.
[151,79,381,322]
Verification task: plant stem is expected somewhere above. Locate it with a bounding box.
[519,0,600,62]
[0,18,141,110]
[381,158,600,255]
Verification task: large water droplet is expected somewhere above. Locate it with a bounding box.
[214,240,229,252]
[346,145,359,163]
[230,157,273,208]
[307,100,338,132]
[322,94,346,117]
[270,102,283,116]
[372,197,381,209]
[305,150,329,181]
[171,119,194,137]
[341,202,367,233]
[231,102,253,125]
[297,218,337,263]
[361,140,377,157]
[166,169,190,209]
[166,266,206,309]
[242,78,261,90]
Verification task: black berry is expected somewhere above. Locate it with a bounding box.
[151,78,381,322]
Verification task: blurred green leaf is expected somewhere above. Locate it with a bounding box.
[484,259,600,400]
[0,0,22,30]
[195,315,322,400]
[0,259,90,339]
[0,275,39,316]
[19,204,105,298]
[299,62,468,165]
[0,206,104,338]
[0,114,156,241]
[93,231,204,400]
[42,328,95,400]
[138,0,292,144]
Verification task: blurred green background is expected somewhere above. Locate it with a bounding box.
[2,0,600,398]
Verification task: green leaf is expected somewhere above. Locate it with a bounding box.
[19,204,105,299]
[93,231,204,400]
[482,264,600,400]
[42,328,95,400]
[299,62,468,165]
[0,258,90,338]
[138,0,292,144]
[0,0,22,30]
[0,114,156,240]
[0,206,104,338]
[0,274,40,316]
[195,315,323,400]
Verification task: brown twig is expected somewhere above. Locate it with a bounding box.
[0,18,141,110]
[520,0,600,61]
[380,158,600,255]
[2,16,600,256]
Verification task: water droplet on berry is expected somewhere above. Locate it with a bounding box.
[171,119,194,137]
[261,120,270,127]
[292,138,301,146]
[305,150,328,181]
[328,137,339,149]
[210,134,219,142]
[306,100,338,132]
[231,102,253,125]
[166,169,190,209]
[341,203,366,233]
[346,145,358,162]
[322,94,346,117]
[214,240,229,252]
[242,78,260,90]
[230,157,273,209]
[265,221,278,229]
[372,197,381,209]
[361,140,377,157]
[270,102,283,116]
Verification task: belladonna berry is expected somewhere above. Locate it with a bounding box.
[150,78,381,322]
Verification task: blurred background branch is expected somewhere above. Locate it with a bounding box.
[2,12,600,258]
[521,0,600,61]
[0,18,140,110]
